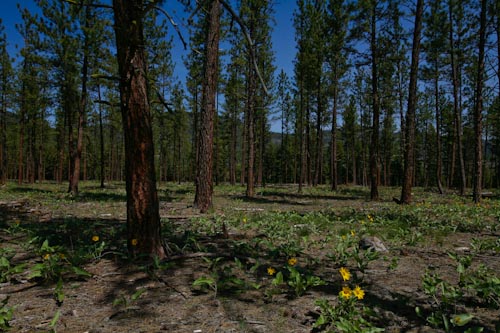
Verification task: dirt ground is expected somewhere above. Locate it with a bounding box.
[1,186,499,333]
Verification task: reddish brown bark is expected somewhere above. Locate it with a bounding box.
[194,0,221,212]
[400,0,423,204]
[472,0,487,203]
[113,0,165,258]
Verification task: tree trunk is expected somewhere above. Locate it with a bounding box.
[69,6,91,195]
[246,68,256,198]
[331,76,338,191]
[194,0,221,212]
[400,0,423,204]
[435,61,444,194]
[449,0,466,195]
[112,0,165,259]
[98,84,105,188]
[369,1,380,200]
[472,0,486,203]
[0,80,6,185]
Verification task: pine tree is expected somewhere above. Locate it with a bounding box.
[400,0,424,204]
[112,0,165,258]
[422,0,448,194]
[0,20,13,185]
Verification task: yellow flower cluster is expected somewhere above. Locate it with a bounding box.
[267,267,276,276]
[131,239,138,246]
[338,267,364,300]
[92,235,99,242]
[287,257,298,266]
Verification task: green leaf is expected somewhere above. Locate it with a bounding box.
[131,288,146,301]
[451,314,474,327]
[72,266,92,278]
[49,310,61,328]
[193,276,215,288]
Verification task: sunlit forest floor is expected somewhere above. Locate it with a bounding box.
[1,182,499,332]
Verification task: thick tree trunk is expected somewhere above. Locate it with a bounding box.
[400,0,423,204]
[194,0,221,212]
[472,0,486,203]
[113,0,165,259]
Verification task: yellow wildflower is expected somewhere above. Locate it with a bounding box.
[339,267,351,281]
[131,239,138,246]
[342,235,347,240]
[287,257,298,266]
[267,267,276,276]
[339,286,352,299]
[350,230,356,237]
[353,285,365,300]
[242,216,247,224]
[43,253,50,260]
[92,235,99,242]
[367,214,374,223]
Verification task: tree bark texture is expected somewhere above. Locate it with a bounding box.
[400,0,423,204]
[113,0,165,258]
[448,0,466,195]
[194,0,221,212]
[369,1,380,201]
[472,0,486,203]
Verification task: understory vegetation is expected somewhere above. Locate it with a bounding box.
[1,182,499,332]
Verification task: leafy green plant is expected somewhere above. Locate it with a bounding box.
[0,248,26,283]
[267,258,325,297]
[29,240,91,282]
[191,257,247,297]
[417,270,483,332]
[314,267,382,333]
[0,297,14,331]
[112,288,147,310]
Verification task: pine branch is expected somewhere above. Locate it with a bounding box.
[219,0,270,96]
[154,6,188,50]
[61,0,112,9]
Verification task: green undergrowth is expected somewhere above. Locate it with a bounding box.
[1,182,499,331]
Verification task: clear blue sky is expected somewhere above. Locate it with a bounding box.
[0,1,297,83]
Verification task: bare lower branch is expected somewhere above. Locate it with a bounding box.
[154,6,188,50]
[219,0,269,96]
[61,0,112,9]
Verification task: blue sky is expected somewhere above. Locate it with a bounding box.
[0,1,297,83]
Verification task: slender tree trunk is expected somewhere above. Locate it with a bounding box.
[0,81,6,185]
[69,6,91,195]
[449,0,466,195]
[435,62,444,194]
[472,0,486,203]
[240,109,247,186]
[98,85,105,188]
[113,0,165,258]
[246,66,256,197]
[18,91,25,185]
[229,104,237,185]
[369,2,380,200]
[331,74,338,191]
[400,0,423,204]
[194,0,221,212]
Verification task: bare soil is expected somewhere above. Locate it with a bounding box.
[1,185,499,333]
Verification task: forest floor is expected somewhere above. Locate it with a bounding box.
[0,182,500,333]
